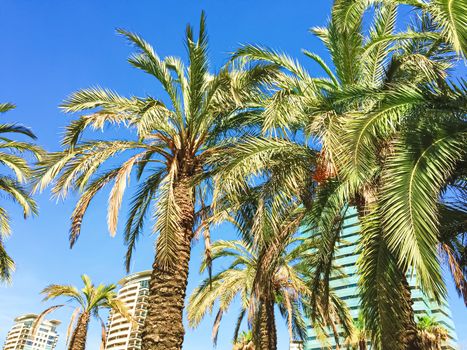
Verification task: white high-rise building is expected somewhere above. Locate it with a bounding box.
[105,270,151,350]
[2,314,60,350]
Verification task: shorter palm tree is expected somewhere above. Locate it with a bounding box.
[188,238,308,348]
[233,331,254,350]
[416,315,449,350]
[188,236,355,350]
[189,187,354,350]
[344,313,368,350]
[0,103,42,282]
[34,275,132,350]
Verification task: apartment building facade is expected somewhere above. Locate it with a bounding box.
[104,270,151,350]
[2,314,60,350]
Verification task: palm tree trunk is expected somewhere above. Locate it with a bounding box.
[400,275,421,350]
[141,176,194,350]
[257,297,277,350]
[330,317,340,350]
[68,312,90,350]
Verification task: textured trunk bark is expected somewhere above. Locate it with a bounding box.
[257,298,277,350]
[68,312,90,350]
[400,275,422,350]
[330,318,340,350]
[359,339,367,350]
[141,176,194,350]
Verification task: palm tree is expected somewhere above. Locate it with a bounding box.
[233,331,255,350]
[214,1,466,348]
[416,316,449,350]
[302,9,466,349]
[34,275,132,350]
[0,103,41,282]
[34,13,275,350]
[188,195,354,350]
[188,239,306,350]
[344,314,368,350]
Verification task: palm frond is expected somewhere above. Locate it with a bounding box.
[211,136,316,205]
[106,297,135,327]
[357,205,407,348]
[69,168,120,247]
[0,141,44,160]
[61,87,136,113]
[0,103,15,113]
[0,152,33,183]
[66,307,81,348]
[0,239,14,282]
[98,315,107,350]
[153,167,182,269]
[0,123,37,139]
[233,309,247,343]
[185,11,209,124]
[0,207,11,238]
[363,2,397,85]
[0,177,38,217]
[117,29,182,118]
[426,0,467,56]
[107,153,145,237]
[124,170,164,271]
[340,85,423,185]
[233,44,310,81]
[302,50,339,86]
[381,127,465,298]
[31,305,64,338]
[42,284,84,306]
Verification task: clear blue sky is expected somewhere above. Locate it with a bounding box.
[0,1,465,350]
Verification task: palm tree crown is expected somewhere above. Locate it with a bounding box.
[416,315,449,350]
[233,331,255,350]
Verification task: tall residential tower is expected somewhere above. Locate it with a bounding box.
[104,270,151,350]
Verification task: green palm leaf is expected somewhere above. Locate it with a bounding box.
[381,127,465,298]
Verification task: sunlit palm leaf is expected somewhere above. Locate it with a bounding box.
[153,167,182,269]
[380,127,465,298]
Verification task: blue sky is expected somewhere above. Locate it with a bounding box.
[0,1,465,349]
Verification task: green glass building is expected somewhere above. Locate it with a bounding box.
[305,207,459,350]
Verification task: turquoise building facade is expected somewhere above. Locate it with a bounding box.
[305,207,459,349]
